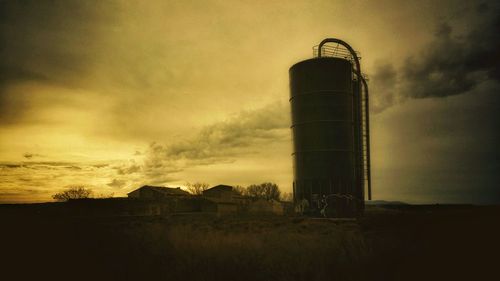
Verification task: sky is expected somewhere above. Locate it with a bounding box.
[0,0,499,204]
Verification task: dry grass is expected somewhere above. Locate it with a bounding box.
[2,205,499,280]
[106,215,373,280]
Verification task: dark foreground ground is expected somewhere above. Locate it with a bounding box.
[1,204,499,281]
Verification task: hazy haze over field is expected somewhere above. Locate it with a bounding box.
[1,0,499,203]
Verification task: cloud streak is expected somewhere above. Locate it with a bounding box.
[152,102,288,160]
[162,102,289,161]
[122,102,291,186]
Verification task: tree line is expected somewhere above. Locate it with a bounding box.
[52,182,293,202]
[187,182,292,202]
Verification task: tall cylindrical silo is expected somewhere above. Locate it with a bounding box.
[290,39,369,218]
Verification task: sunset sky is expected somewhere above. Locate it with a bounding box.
[1,0,499,204]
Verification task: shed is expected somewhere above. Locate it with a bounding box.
[202,184,236,201]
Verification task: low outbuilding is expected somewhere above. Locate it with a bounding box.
[127,185,190,200]
[203,184,237,201]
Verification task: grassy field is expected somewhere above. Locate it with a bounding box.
[1,204,499,280]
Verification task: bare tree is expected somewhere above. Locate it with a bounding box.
[246,182,281,201]
[186,182,209,195]
[52,186,93,201]
[233,185,247,196]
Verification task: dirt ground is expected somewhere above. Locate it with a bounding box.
[1,204,499,280]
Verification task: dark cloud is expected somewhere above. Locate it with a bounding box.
[371,1,500,112]
[20,161,77,167]
[0,67,48,86]
[107,179,126,189]
[23,153,44,159]
[116,164,141,175]
[0,0,116,86]
[1,161,90,172]
[371,63,398,113]
[367,1,500,204]
[23,153,34,159]
[0,188,45,203]
[0,0,117,123]
[146,175,180,186]
[0,164,22,169]
[65,166,82,170]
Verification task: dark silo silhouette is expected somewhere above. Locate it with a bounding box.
[290,38,371,218]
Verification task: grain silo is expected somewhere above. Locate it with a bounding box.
[290,38,371,218]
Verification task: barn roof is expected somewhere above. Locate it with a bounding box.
[204,184,233,192]
[128,185,189,196]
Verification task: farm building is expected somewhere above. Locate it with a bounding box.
[127,185,189,200]
[118,184,286,216]
[202,184,285,215]
[202,185,241,214]
[203,184,237,201]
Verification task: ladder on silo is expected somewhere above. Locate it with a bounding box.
[360,76,372,200]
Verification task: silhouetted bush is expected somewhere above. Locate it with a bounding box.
[52,186,93,201]
[247,182,281,200]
